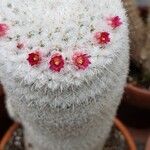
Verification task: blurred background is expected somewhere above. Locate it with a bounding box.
[0,0,150,149]
[119,0,150,149]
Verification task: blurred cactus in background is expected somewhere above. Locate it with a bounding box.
[123,0,150,88]
[136,0,150,7]
[122,0,146,64]
[140,7,150,83]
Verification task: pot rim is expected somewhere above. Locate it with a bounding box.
[126,84,150,97]
[114,118,137,150]
[124,83,150,108]
[0,123,19,150]
[0,118,137,150]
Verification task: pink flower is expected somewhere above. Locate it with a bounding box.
[94,32,110,45]
[49,53,64,72]
[108,16,122,29]
[27,51,41,66]
[0,23,9,37]
[73,52,91,70]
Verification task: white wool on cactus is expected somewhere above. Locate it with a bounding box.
[0,0,129,150]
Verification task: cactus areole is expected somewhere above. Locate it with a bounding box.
[0,0,129,150]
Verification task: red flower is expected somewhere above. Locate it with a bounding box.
[108,16,122,29]
[17,43,24,49]
[94,32,110,45]
[27,52,41,66]
[0,23,9,37]
[49,53,64,72]
[73,52,91,70]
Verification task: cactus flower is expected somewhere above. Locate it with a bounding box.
[0,23,8,37]
[49,53,64,72]
[73,52,91,70]
[108,16,122,29]
[27,52,41,66]
[94,32,110,45]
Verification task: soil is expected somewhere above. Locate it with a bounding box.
[4,126,127,150]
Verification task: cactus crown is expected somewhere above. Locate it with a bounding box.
[0,0,127,91]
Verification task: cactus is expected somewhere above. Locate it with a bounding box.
[0,0,129,150]
[140,7,150,82]
[122,0,146,64]
[136,0,150,7]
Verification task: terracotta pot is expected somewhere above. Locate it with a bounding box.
[119,83,150,128]
[124,84,150,109]
[114,118,137,150]
[146,136,150,150]
[0,118,137,150]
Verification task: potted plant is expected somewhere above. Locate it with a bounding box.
[117,0,150,129]
[0,0,130,149]
[125,7,150,109]
[122,0,146,65]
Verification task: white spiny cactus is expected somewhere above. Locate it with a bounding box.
[0,0,129,150]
